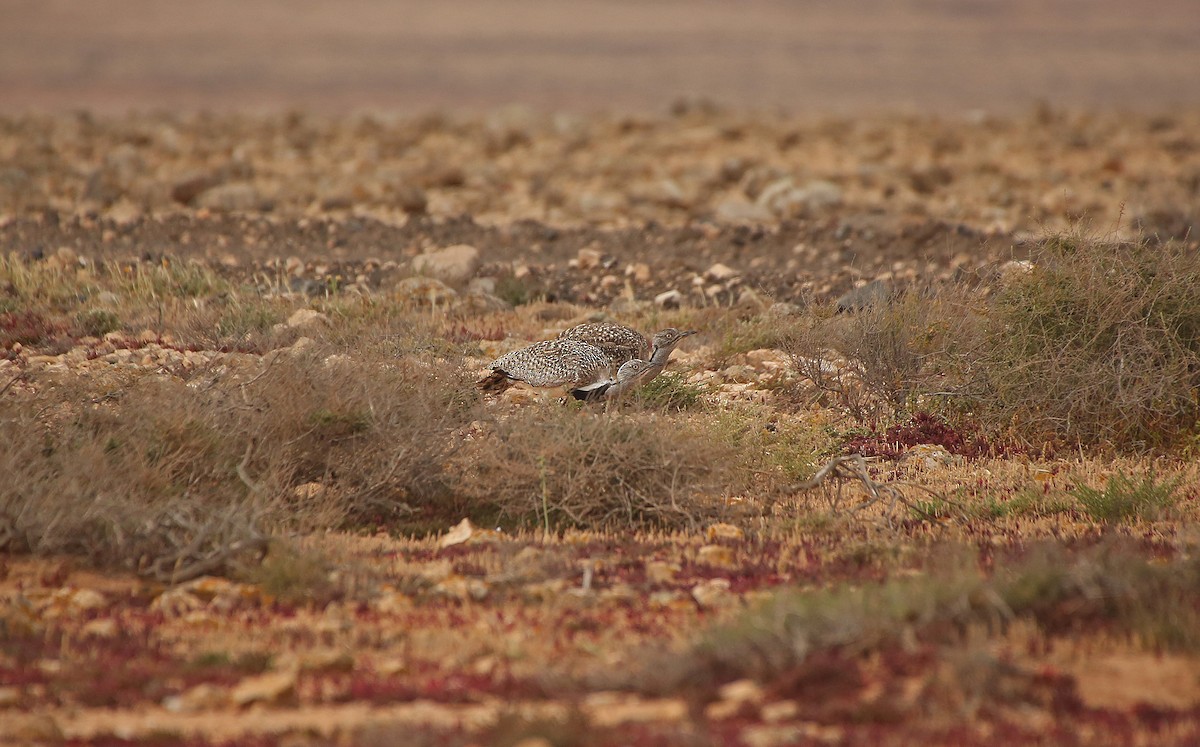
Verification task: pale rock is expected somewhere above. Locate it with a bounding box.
[706,523,745,541]
[288,336,317,355]
[467,277,497,295]
[395,276,458,306]
[292,482,325,500]
[107,199,143,225]
[757,178,843,216]
[705,698,746,721]
[999,259,1035,284]
[285,308,329,330]
[691,578,734,609]
[412,244,480,284]
[745,349,789,373]
[152,576,259,616]
[720,678,766,705]
[903,443,963,469]
[737,287,770,309]
[372,589,413,614]
[721,365,757,383]
[231,667,298,707]
[654,289,684,308]
[626,262,652,283]
[836,279,891,312]
[463,289,512,312]
[644,560,680,584]
[164,682,229,713]
[42,587,106,618]
[322,353,355,370]
[439,517,475,549]
[715,198,773,223]
[575,247,604,270]
[196,183,265,212]
[761,699,801,723]
[705,262,739,281]
[707,678,765,718]
[80,618,119,639]
[583,693,688,726]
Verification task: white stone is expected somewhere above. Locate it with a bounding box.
[654,289,684,308]
[412,244,480,283]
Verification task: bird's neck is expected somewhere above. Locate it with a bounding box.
[647,343,677,371]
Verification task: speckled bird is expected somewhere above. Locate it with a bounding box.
[556,321,650,367]
[482,338,616,397]
[575,327,697,401]
[478,320,648,394]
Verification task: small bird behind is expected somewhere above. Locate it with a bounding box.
[557,321,650,366]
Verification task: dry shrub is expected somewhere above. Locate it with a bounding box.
[785,289,978,422]
[976,232,1200,448]
[235,346,479,526]
[174,294,291,353]
[0,344,480,579]
[451,408,745,530]
[0,373,271,580]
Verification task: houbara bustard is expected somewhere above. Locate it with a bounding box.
[479,322,695,401]
[573,327,696,400]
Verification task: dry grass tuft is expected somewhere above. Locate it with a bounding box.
[975,231,1200,448]
[785,289,977,423]
[0,341,481,579]
[451,408,747,531]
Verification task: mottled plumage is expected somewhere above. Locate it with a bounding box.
[573,328,697,401]
[486,338,615,392]
[557,322,650,366]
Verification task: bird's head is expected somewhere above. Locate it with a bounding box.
[651,328,697,353]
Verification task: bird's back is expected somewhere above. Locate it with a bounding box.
[489,338,613,389]
[557,322,650,364]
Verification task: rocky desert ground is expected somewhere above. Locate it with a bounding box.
[4,3,1200,746]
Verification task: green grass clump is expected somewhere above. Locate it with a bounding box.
[74,308,122,337]
[714,315,798,362]
[239,541,334,604]
[633,371,704,411]
[1073,471,1179,523]
[979,488,1073,520]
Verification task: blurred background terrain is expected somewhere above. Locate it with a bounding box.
[3,0,1198,114]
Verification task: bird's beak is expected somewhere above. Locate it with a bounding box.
[682,330,698,337]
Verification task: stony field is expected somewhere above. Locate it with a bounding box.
[2,108,1200,745]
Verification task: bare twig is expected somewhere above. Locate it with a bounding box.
[236,438,262,494]
[782,453,956,526]
[0,371,25,398]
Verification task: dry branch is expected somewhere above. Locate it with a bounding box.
[783,453,958,526]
